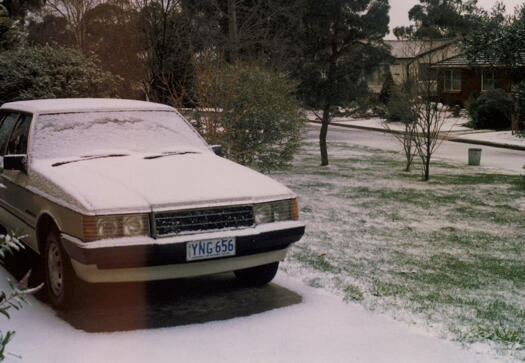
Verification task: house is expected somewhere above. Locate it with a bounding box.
[431,53,525,106]
[367,39,459,94]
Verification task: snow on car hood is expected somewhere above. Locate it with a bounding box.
[30,152,294,214]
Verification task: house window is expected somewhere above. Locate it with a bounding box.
[443,70,461,91]
[482,70,498,91]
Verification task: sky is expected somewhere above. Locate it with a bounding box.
[388,0,524,38]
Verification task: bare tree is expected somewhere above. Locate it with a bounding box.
[183,0,304,67]
[382,90,418,172]
[383,40,453,180]
[183,50,243,147]
[408,40,450,181]
[133,0,185,101]
[412,98,448,181]
[45,0,102,50]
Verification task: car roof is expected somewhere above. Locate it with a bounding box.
[0,98,174,115]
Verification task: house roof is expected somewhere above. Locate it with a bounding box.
[431,53,525,69]
[385,40,456,59]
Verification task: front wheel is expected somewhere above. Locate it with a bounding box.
[44,229,79,309]
[234,262,279,286]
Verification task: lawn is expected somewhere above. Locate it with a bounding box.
[272,140,525,360]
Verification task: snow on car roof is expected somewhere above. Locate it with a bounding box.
[0,98,174,115]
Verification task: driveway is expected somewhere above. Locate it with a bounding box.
[2,268,499,363]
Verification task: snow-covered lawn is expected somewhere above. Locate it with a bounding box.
[272,140,524,361]
[332,115,473,134]
[455,131,525,147]
[1,139,523,362]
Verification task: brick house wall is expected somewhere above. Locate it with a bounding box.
[437,68,515,106]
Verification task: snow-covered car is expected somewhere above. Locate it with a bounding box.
[0,99,305,309]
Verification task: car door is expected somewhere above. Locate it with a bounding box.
[0,111,21,214]
[0,112,38,250]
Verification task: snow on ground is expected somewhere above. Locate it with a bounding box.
[332,116,472,134]
[306,111,525,149]
[455,131,525,147]
[1,117,522,362]
[0,268,499,363]
[271,139,524,361]
[306,111,472,133]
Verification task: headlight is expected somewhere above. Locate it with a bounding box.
[97,218,119,238]
[83,214,150,241]
[253,199,298,225]
[123,215,147,236]
[254,203,273,224]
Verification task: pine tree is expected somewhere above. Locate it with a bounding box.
[293,0,390,166]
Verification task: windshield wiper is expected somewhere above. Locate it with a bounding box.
[52,153,129,167]
[144,151,199,160]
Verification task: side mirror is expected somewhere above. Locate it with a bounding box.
[211,145,223,157]
[3,155,27,173]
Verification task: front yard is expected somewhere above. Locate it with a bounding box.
[273,140,525,360]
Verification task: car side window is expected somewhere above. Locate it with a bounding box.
[0,112,20,156]
[6,114,32,155]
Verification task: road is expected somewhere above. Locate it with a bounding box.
[307,123,525,174]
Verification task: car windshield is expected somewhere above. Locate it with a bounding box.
[31,110,209,160]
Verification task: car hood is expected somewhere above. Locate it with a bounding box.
[30,152,294,214]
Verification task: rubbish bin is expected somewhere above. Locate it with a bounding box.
[468,148,482,166]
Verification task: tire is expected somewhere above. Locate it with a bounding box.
[43,229,79,309]
[234,262,279,286]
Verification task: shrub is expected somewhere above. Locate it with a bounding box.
[514,81,525,137]
[190,62,305,171]
[467,89,513,130]
[386,89,416,123]
[379,71,395,105]
[0,233,27,362]
[0,6,17,51]
[0,45,119,104]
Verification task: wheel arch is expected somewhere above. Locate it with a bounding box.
[36,213,61,254]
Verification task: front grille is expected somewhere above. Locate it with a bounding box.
[154,206,254,237]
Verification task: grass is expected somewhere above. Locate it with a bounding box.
[273,140,525,360]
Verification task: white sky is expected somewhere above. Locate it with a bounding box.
[388,0,524,38]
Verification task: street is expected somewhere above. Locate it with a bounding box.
[307,123,525,174]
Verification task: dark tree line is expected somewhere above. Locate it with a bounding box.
[293,0,390,165]
[393,0,484,40]
[1,0,392,166]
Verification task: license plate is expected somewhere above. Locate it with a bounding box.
[186,238,236,261]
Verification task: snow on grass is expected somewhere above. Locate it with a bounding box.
[271,140,525,361]
[456,131,525,147]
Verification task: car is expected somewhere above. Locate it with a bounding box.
[0,98,305,309]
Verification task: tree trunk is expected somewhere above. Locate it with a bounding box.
[423,130,431,181]
[320,104,330,166]
[319,26,339,167]
[227,0,238,61]
[423,155,430,181]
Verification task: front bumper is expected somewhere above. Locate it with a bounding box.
[61,221,305,283]
[70,249,289,283]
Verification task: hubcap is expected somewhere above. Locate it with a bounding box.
[47,242,63,297]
